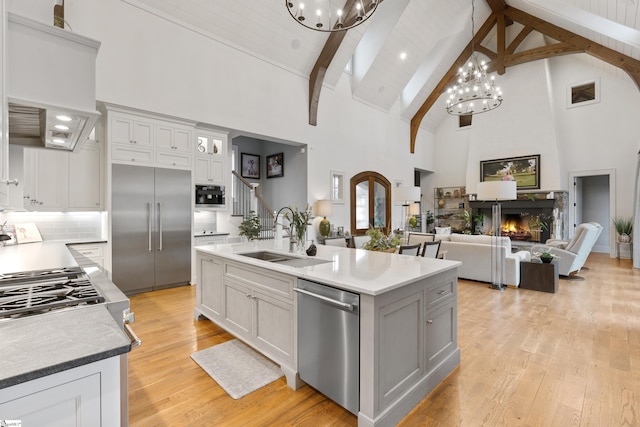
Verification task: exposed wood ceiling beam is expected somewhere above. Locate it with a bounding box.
[485,0,506,14]
[409,5,640,153]
[409,14,497,153]
[504,7,640,86]
[308,0,375,126]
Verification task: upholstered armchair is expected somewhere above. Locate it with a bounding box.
[531,222,601,276]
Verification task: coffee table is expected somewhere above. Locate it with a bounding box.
[520,260,559,293]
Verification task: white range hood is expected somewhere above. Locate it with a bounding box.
[6,13,101,152]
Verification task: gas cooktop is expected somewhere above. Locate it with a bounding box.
[0,266,106,320]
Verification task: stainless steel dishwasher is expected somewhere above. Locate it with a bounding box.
[295,279,360,415]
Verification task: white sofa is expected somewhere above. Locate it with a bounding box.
[439,234,531,286]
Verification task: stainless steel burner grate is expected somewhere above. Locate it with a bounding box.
[0,267,106,319]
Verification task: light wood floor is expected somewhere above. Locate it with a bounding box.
[128,253,640,426]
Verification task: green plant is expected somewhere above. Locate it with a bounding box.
[238,211,261,240]
[408,216,418,228]
[362,228,401,251]
[612,217,633,236]
[283,204,311,243]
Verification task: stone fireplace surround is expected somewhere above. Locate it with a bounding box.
[469,192,568,244]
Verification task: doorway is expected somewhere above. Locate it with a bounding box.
[569,169,615,255]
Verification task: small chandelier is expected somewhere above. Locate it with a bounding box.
[286,0,382,33]
[445,0,503,115]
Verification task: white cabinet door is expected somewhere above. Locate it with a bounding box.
[425,298,456,373]
[199,255,223,320]
[155,124,174,151]
[194,156,224,184]
[253,289,294,364]
[23,148,68,210]
[224,280,253,340]
[110,114,153,147]
[194,156,211,183]
[174,128,192,152]
[0,373,101,427]
[0,356,121,427]
[68,140,102,210]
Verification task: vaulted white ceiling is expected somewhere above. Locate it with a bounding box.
[125,0,640,132]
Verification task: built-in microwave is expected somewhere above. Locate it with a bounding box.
[195,185,225,207]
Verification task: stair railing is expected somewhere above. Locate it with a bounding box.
[231,170,275,240]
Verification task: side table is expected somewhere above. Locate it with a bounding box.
[520,260,559,293]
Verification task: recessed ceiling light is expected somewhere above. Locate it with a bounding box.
[400,52,407,60]
[54,124,69,130]
[56,115,72,122]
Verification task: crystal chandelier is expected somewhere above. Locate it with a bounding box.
[445,0,503,115]
[286,0,382,33]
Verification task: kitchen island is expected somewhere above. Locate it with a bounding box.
[195,239,461,427]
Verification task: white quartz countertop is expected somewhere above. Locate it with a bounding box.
[0,242,80,274]
[196,239,461,296]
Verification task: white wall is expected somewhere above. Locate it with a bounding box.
[10,0,640,242]
[428,53,640,231]
[57,0,429,234]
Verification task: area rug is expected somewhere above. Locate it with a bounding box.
[191,339,283,399]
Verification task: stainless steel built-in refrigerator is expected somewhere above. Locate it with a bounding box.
[111,164,191,295]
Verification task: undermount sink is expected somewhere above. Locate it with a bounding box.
[238,251,332,268]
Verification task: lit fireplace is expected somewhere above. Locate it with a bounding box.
[501,214,535,241]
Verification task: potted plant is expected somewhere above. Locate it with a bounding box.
[362,228,401,252]
[534,251,558,263]
[612,217,633,243]
[283,204,311,253]
[238,211,261,241]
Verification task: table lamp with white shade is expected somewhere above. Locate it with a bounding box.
[476,181,517,290]
[315,200,333,238]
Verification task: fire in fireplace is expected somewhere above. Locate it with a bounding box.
[502,214,535,241]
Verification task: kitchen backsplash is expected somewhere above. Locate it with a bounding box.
[194,210,217,233]
[0,212,106,242]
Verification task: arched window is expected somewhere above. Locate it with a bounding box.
[350,171,391,235]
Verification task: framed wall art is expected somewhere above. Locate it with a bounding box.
[266,153,284,178]
[241,153,260,179]
[480,154,540,190]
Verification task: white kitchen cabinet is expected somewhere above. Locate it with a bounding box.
[22,139,103,211]
[194,235,228,246]
[195,255,297,385]
[109,114,154,147]
[0,356,122,427]
[0,2,8,209]
[198,254,224,320]
[68,243,105,268]
[156,125,192,153]
[425,298,456,372]
[194,130,226,184]
[105,106,195,170]
[194,156,225,183]
[23,148,68,210]
[68,139,103,210]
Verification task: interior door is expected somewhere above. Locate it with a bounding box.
[112,164,155,294]
[153,167,191,289]
[573,177,583,237]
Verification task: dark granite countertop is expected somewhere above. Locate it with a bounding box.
[0,305,131,389]
[0,242,132,389]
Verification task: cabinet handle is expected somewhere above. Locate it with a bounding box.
[245,293,252,298]
[438,290,447,295]
[426,320,433,325]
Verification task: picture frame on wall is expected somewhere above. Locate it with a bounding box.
[266,153,284,178]
[241,153,260,179]
[480,154,540,190]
